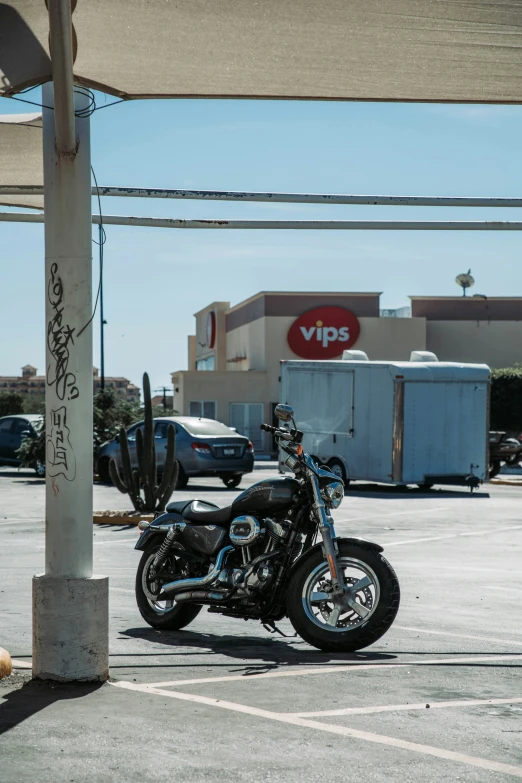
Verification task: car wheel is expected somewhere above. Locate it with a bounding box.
[34,460,46,478]
[175,462,189,489]
[327,458,349,486]
[222,474,242,489]
[97,458,111,484]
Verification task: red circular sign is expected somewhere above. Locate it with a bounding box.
[287,306,360,360]
[206,311,216,349]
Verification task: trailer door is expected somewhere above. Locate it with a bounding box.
[282,364,354,458]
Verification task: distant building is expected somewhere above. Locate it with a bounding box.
[152,394,174,410]
[172,291,522,454]
[0,365,140,402]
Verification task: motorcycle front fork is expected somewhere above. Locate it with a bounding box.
[318,515,344,596]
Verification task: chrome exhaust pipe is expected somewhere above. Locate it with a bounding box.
[174,590,228,604]
[159,545,233,597]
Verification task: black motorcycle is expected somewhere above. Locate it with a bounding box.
[135,404,400,651]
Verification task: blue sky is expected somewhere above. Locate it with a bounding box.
[1,93,522,395]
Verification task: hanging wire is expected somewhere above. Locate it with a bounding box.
[4,82,124,116]
[77,165,105,337]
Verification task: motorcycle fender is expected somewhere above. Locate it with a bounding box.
[287,536,384,578]
[134,511,184,551]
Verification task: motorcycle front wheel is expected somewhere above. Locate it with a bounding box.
[286,541,400,652]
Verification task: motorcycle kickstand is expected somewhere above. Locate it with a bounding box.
[262,620,297,638]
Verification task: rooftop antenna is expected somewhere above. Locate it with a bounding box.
[455,269,475,297]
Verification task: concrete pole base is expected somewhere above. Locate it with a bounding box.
[33,574,109,681]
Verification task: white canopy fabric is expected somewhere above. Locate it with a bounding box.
[0,113,43,209]
[1,1,522,104]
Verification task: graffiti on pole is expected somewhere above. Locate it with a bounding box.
[47,262,80,402]
[46,406,76,481]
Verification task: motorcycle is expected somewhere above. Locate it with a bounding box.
[134,404,400,652]
[489,431,522,479]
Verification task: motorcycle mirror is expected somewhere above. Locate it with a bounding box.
[274,404,294,423]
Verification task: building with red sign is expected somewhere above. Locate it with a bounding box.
[171,291,522,455]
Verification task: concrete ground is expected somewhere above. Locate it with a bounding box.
[1,466,522,781]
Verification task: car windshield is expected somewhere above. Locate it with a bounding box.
[182,419,236,437]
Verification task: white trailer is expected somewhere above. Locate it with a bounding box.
[280,354,490,488]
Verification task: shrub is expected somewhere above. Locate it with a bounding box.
[490,367,522,432]
[0,392,24,417]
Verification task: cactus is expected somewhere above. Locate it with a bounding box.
[109,372,179,512]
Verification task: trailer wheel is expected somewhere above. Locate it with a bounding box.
[328,458,349,486]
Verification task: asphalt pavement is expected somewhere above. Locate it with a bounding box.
[1,466,522,781]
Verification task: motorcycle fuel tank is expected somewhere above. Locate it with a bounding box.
[232,477,301,515]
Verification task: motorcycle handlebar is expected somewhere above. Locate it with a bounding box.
[260,423,277,434]
[260,423,304,443]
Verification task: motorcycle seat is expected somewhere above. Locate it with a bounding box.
[166,500,192,515]
[168,499,233,525]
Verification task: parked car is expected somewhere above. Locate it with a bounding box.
[0,414,45,476]
[489,431,522,478]
[95,416,254,489]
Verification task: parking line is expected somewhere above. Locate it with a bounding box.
[336,506,450,524]
[386,523,522,547]
[11,659,32,669]
[144,653,522,689]
[111,680,522,779]
[483,586,522,595]
[395,625,522,646]
[111,587,134,594]
[293,695,522,717]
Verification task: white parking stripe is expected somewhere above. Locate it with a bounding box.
[483,586,522,595]
[111,681,522,779]
[111,587,134,594]
[395,625,522,646]
[144,653,522,689]
[293,695,522,717]
[386,523,522,547]
[336,506,450,524]
[11,659,32,669]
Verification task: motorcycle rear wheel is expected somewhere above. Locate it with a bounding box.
[136,542,202,630]
[286,541,400,652]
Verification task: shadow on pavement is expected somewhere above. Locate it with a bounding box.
[347,484,490,500]
[118,627,397,675]
[0,678,104,736]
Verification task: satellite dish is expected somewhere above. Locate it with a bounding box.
[455,269,475,297]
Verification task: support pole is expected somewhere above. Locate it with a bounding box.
[33,82,108,682]
[99,223,105,392]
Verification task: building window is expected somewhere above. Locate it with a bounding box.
[230,403,264,451]
[196,355,215,371]
[189,400,216,419]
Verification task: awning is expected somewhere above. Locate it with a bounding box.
[1,1,522,104]
[0,113,43,209]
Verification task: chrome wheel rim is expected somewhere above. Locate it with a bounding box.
[302,557,380,633]
[141,551,176,615]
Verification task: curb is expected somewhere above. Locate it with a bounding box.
[94,514,153,527]
[0,647,12,679]
[490,479,522,487]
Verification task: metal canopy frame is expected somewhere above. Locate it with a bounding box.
[1,186,522,230]
[2,212,522,231]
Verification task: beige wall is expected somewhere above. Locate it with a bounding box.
[175,371,270,426]
[226,319,266,371]
[356,317,427,360]
[427,321,522,368]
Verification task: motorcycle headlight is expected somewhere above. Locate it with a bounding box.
[321,480,344,509]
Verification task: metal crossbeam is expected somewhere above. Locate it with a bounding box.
[1,185,522,208]
[2,212,522,230]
